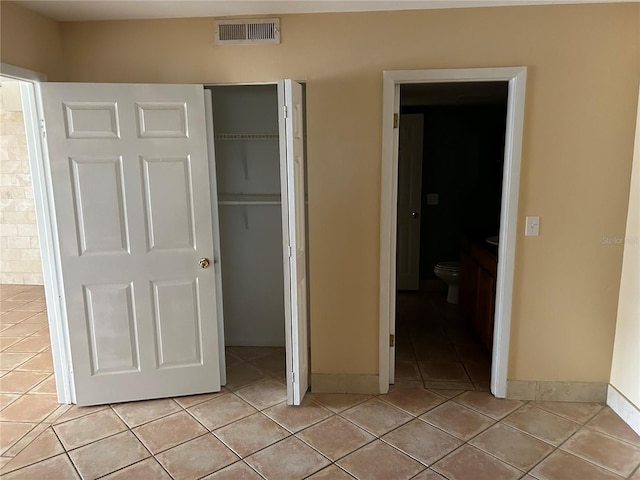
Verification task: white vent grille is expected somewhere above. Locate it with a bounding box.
[215,19,280,45]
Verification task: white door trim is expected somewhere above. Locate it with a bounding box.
[379,67,527,397]
[1,63,74,404]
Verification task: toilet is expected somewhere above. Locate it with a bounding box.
[434,261,460,304]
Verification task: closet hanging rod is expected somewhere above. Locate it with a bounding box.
[214,133,279,140]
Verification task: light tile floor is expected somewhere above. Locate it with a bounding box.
[2,284,640,479]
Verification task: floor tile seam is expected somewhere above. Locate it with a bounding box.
[210,426,289,459]
[293,427,378,464]
[110,401,186,430]
[67,440,153,480]
[302,463,355,480]
[308,394,372,414]
[225,376,270,393]
[0,338,24,352]
[555,444,637,479]
[0,310,41,321]
[0,423,50,459]
[453,396,527,422]
[168,404,229,434]
[498,417,572,448]
[137,429,214,458]
[5,451,81,479]
[417,412,498,443]
[91,456,167,480]
[430,442,525,478]
[582,422,640,449]
[0,422,40,457]
[555,423,640,478]
[335,405,414,438]
[533,402,605,425]
[570,420,640,447]
[627,463,640,479]
[261,407,335,435]
[0,426,61,474]
[242,434,332,470]
[375,395,434,417]
[485,420,558,448]
[532,447,626,480]
[425,395,498,421]
[464,431,549,475]
[48,405,110,427]
[232,383,288,410]
[2,342,50,355]
[21,372,54,395]
[0,351,38,368]
[376,433,455,469]
[0,432,60,477]
[55,420,132,453]
[0,395,22,411]
[173,389,232,409]
[213,389,263,416]
[516,402,584,427]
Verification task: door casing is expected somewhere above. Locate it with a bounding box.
[0,62,73,403]
[379,67,527,397]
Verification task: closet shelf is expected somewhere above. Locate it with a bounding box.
[214,133,279,141]
[218,193,281,206]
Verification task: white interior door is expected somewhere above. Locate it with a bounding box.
[278,80,308,405]
[40,83,220,405]
[396,114,424,291]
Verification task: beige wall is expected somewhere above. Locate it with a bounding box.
[0,80,43,285]
[0,1,66,80]
[610,87,640,408]
[2,3,639,384]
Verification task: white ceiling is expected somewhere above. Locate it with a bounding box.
[13,0,638,22]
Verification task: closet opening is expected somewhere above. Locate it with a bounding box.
[207,83,310,396]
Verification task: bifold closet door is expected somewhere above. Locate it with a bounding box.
[40,83,221,405]
[279,79,309,405]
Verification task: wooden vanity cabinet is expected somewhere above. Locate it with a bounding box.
[459,237,498,354]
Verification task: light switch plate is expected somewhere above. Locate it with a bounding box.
[525,216,540,236]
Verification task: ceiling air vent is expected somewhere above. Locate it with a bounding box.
[215,19,280,45]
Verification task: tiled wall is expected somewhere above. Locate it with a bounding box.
[0,80,43,285]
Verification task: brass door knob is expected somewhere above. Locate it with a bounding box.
[199,258,210,269]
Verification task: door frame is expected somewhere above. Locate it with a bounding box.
[379,67,527,397]
[1,63,74,403]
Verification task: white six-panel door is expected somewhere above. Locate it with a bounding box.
[40,83,220,405]
[278,80,309,405]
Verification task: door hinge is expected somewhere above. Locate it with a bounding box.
[393,113,399,129]
[288,245,292,257]
[40,118,47,139]
[284,106,288,119]
[291,371,295,383]
[389,334,395,347]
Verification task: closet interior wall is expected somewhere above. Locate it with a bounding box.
[209,85,286,347]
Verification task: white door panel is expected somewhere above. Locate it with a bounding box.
[40,83,220,405]
[279,80,308,405]
[396,114,424,291]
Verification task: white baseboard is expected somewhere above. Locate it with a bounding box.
[607,384,640,436]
